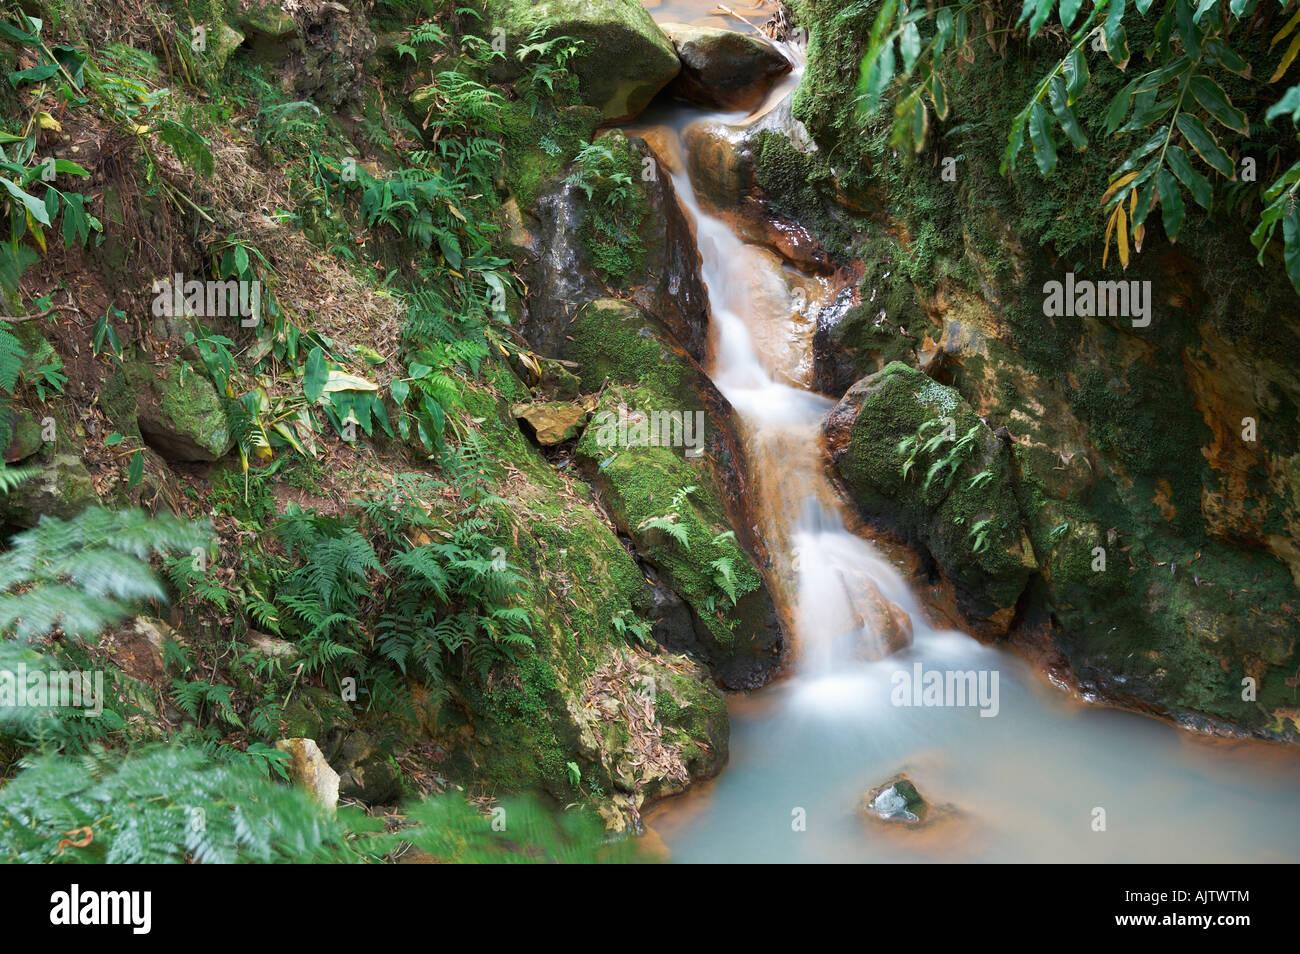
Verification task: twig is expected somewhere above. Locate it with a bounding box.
[0,304,82,323]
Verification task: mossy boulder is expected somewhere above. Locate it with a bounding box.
[0,453,97,527]
[662,23,790,112]
[1,408,47,463]
[520,133,710,363]
[483,0,680,122]
[824,361,1036,633]
[565,299,783,688]
[124,358,233,462]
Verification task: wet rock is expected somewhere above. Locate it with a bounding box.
[862,774,929,824]
[483,0,680,123]
[125,358,233,463]
[521,134,711,363]
[567,299,783,689]
[683,118,751,210]
[852,583,914,659]
[513,401,590,445]
[824,361,1036,635]
[275,738,340,814]
[662,22,790,112]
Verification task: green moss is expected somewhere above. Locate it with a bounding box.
[499,99,600,211]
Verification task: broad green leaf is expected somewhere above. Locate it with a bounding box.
[1283,204,1300,293]
[390,379,410,405]
[1064,46,1090,103]
[900,21,921,72]
[1157,168,1186,241]
[1190,75,1248,134]
[303,346,328,402]
[1205,38,1251,76]
[1166,144,1213,209]
[1267,84,1300,124]
[1028,102,1058,175]
[1060,0,1084,29]
[128,449,144,488]
[0,175,49,225]
[1176,113,1233,177]
[1104,0,1130,67]
[1104,78,1139,134]
[7,63,58,87]
[1175,0,1201,59]
[1050,76,1088,148]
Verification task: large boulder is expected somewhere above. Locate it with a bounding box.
[484,0,680,122]
[124,358,234,463]
[521,132,710,362]
[662,23,790,112]
[824,361,1036,634]
[567,299,784,688]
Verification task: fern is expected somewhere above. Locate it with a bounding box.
[0,507,210,643]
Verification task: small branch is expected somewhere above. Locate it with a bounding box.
[0,304,81,323]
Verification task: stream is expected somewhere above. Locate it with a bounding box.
[629,5,1300,863]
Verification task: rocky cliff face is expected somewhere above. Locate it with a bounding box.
[778,0,1300,741]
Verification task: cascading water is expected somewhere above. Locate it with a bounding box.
[633,14,1300,862]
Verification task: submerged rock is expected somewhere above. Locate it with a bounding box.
[662,23,790,112]
[863,775,928,823]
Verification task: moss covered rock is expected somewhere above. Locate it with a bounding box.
[0,453,97,527]
[825,362,1036,633]
[565,299,783,688]
[483,0,680,122]
[124,358,233,463]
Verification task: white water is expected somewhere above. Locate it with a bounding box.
[634,24,1300,863]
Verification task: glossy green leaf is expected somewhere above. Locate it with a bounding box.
[1166,144,1213,209]
[1176,112,1233,177]
[1028,102,1058,175]
[1190,75,1248,134]
[1157,168,1186,241]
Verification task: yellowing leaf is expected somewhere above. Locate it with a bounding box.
[37,111,61,132]
[1271,31,1300,83]
[1103,204,1119,267]
[1117,204,1130,269]
[26,211,45,254]
[1271,6,1300,50]
[321,370,379,393]
[1100,171,1139,206]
